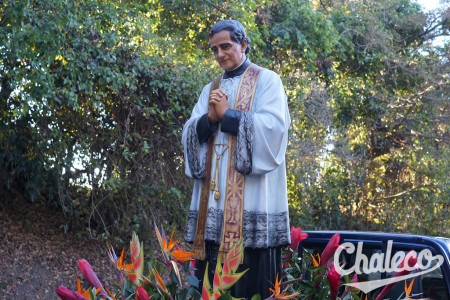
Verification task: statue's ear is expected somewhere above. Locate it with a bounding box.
[240,39,248,53]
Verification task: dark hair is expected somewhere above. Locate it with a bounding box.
[209,19,251,55]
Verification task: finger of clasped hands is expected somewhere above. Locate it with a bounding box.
[208,88,229,123]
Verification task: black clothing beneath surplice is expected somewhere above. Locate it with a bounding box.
[195,241,282,299]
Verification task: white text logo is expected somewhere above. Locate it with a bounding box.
[334,241,444,293]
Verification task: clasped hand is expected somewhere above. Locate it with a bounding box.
[208,88,229,124]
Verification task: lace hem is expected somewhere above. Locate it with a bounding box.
[234,112,253,175]
[184,208,290,248]
[186,119,207,179]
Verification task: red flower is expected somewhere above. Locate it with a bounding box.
[77,259,107,296]
[327,263,341,300]
[55,286,88,300]
[350,273,358,286]
[320,233,340,267]
[136,286,150,300]
[290,226,309,251]
[282,251,292,269]
[188,259,196,276]
[375,251,418,300]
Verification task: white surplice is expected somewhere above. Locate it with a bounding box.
[182,67,291,249]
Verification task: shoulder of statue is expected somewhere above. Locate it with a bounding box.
[209,75,222,93]
[249,63,263,71]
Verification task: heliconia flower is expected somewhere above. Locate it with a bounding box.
[201,264,221,300]
[202,239,248,298]
[202,263,213,299]
[77,259,107,296]
[268,273,300,299]
[327,263,341,300]
[212,255,247,291]
[213,261,222,289]
[375,251,418,300]
[55,285,88,300]
[216,240,248,290]
[129,232,144,286]
[222,239,244,274]
[290,226,309,251]
[108,246,140,292]
[320,233,340,267]
[136,286,150,300]
[223,272,248,291]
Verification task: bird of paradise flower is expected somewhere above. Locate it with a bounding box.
[107,232,144,287]
[106,224,196,298]
[153,222,195,288]
[269,273,300,300]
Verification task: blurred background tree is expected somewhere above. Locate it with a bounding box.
[0,0,448,242]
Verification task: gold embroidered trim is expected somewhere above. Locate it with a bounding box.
[219,64,262,257]
[192,75,222,260]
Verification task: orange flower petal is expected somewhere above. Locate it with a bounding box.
[76,278,83,294]
[118,248,125,266]
[269,273,300,299]
[171,249,195,262]
[405,278,415,296]
[311,253,321,267]
[167,229,177,252]
[152,268,168,293]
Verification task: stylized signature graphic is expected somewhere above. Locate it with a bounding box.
[334,241,445,293]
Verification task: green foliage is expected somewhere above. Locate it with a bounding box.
[258,0,338,67]
[0,0,207,238]
[286,0,449,236]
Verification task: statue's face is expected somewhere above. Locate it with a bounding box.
[209,30,247,71]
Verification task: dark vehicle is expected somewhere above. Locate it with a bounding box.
[300,231,450,300]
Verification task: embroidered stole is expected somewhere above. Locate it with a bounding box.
[192,76,221,260]
[218,64,262,257]
[192,64,262,260]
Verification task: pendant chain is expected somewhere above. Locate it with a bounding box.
[210,143,228,200]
